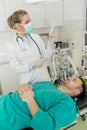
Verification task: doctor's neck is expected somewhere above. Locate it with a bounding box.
[18,32,27,36]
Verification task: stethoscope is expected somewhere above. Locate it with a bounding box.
[16,33,42,55]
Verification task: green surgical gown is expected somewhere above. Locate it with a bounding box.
[0,81,77,130]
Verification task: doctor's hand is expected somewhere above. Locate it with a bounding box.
[32,58,44,68]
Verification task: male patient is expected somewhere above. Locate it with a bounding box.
[0,77,85,130]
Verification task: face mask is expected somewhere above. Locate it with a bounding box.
[24,22,33,34]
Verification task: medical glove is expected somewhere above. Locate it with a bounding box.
[32,58,44,68]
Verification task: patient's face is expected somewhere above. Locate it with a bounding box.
[62,77,82,90]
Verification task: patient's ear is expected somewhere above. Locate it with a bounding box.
[73,89,80,96]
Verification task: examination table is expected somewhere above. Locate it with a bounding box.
[77,91,87,121]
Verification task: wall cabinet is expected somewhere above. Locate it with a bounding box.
[45,0,64,27]
[25,0,64,28]
[0,0,63,31]
[25,4,45,28]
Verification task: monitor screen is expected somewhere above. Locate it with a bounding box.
[85,34,87,45]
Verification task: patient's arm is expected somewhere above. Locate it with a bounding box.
[18,84,32,95]
[19,85,39,117]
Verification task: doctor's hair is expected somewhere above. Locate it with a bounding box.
[7,10,28,29]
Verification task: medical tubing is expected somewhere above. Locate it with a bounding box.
[52,54,57,83]
[16,33,26,51]
[63,51,79,76]
[64,69,67,80]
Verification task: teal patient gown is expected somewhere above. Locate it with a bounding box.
[0,82,77,130]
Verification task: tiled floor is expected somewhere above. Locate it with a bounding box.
[68,113,87,130]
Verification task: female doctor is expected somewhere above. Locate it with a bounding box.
[7,10,55,85]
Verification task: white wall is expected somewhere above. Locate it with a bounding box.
[59,0,86,41]
[58,0,86,67]
[0,63,19,94]
[0,31,20,94]
[64,0,85,20]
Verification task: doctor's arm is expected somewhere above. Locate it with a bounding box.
[38,34,55,59]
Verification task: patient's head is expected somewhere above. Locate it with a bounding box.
[59,77,86,98]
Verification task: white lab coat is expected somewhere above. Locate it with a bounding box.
[7,33,55,84]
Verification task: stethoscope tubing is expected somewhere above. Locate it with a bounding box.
[16,33,42,55]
